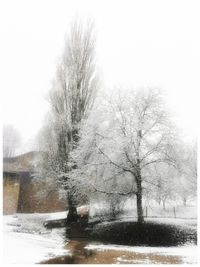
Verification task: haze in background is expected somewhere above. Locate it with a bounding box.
[2,0,199,154]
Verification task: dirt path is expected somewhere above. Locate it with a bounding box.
[41,240,183,264]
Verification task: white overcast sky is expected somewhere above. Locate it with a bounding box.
[2,0,200,152]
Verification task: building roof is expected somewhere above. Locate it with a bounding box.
[3,151,41,174]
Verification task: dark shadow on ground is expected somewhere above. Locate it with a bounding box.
[44,217,197,247]
[63,220,197,247]
[89,221,197,246]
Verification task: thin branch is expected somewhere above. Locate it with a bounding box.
[92,184,137,196]
[123,149,137,170]
[95,143,133,174]
[142,179,160,188]
[142,157,176,168]
[140,134,166,162]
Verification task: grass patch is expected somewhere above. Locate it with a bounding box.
[89,221,197,246]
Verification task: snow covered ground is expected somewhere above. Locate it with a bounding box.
[3,212,70,264]
[2,211,198,264]
[90,200,197,220]
[2,208,91,264]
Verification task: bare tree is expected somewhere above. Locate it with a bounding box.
[145,164,177,209]
[175,142,197,206]
[75,88,177,223]
[3,124,21,158]
[38,19,99,222]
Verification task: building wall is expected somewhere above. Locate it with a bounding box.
[3,172,67,214]
[3,174,20,215]
[3,152,67,214]
[17,178,67,213]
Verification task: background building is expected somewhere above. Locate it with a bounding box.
[3,151,66,214]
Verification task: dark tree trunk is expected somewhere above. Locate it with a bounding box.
[67,206,78,223]
[135,173,144,223]
[136,188,144,223]
[66,194,78,223]
[134,149,144,223]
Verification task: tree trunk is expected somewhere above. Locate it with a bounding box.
[136,177,144,223]
[136,191,144,223]
[65,128,79,224]
[157,196,161,206]
[66,194,78,223]
[183,197,187,207]
[135,149,144,223]
[162,199,166,210]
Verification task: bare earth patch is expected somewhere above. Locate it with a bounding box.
[41,240,183,264]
